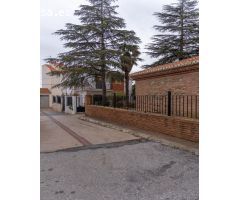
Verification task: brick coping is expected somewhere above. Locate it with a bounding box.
[87,105,199,123]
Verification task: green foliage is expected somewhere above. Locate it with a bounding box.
[120,44,142,73]
[119,44,142,105]
[45,0,141,104]
[146,0,199,67]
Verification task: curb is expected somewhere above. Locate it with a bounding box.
[41,138,149,154]
[77,115,199,155]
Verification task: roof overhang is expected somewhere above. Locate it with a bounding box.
[131,64,199,80]
[130,56,199,80]
[40,88,51,94]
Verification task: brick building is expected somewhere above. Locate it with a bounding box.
[85,56,199,142]
[130,56,199,96]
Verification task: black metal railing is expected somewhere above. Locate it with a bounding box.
[91,91,199,119]
[95,82,112,89]
[171,94,199,119]
[136,94,168,114]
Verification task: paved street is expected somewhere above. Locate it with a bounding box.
[41,109,199,200]
[41,142,198,200]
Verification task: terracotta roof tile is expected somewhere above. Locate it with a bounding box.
[44,64,59,72]
[40,88,51,94]
[131,56,199,79]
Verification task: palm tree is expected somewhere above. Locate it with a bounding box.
[120,44,142,107]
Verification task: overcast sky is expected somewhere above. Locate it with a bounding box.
[40,0,176,73]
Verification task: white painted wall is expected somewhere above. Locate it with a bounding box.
[42,64,66,108]
[42,64,63,94]
[41,65,52,90]
[52,103,62,112]
[64,96,77,114]
[42,64,116,113]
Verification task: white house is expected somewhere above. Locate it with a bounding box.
[41,63,126,114]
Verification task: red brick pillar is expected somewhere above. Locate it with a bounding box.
[85,95,92,106]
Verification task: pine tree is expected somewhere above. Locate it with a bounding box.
[45,0,141,105]
[146,0,199,66]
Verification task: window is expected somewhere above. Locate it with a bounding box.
[53,96,56,103]
[95,76,103,89]
[57,96,61,104]
[96,81,102,89]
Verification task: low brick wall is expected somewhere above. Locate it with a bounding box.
[85,105,199,142]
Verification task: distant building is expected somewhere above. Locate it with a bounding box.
[41,63,129,113]
[40,88,51,108]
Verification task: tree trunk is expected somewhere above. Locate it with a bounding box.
[102,68,107,106]
[125,70,129,108]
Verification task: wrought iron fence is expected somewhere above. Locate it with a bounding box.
[91,92,199,119]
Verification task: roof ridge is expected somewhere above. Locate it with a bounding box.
[131,56,199,77]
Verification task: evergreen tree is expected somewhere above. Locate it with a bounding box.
[45,0,140,105]
[146,0,199,66]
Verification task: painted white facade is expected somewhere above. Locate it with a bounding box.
[41,64,114,114]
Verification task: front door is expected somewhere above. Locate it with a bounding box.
[62,96,65,112]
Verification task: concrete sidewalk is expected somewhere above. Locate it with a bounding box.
[41,109,139,153]
[78,114,199,155]
[41,109,198,154]
[41,114,83,152]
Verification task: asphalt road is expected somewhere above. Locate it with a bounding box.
[41,141,199,200]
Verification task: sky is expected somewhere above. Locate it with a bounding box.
[40,0,176,73]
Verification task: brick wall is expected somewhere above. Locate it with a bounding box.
[112,82,124,93]
[85,105,199,142]
[135,68,199,96]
